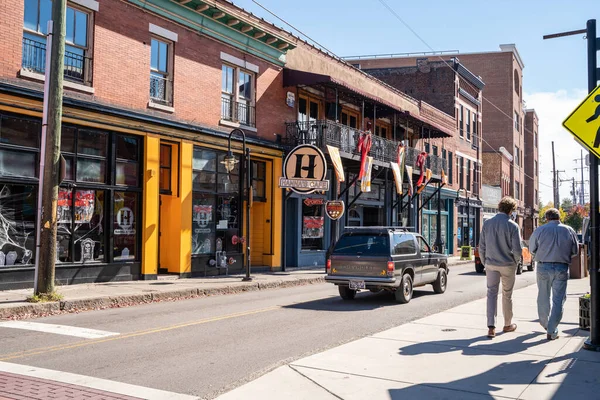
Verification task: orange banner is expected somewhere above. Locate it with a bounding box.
[326,145,345,182]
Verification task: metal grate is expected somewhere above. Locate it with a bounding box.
[22,37,90,84]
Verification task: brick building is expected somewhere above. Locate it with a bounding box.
[0,0,459,287]
[344,55,485,252]
[453,44,538,232]
[523,109,540,238]
[0,0,300,288]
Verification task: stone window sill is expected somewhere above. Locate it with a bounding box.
[148,101,174,113]
[19,69,95,94]
[219,119,258,132]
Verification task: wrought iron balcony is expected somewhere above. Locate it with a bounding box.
[221,97,256,128]
[150,73,172,106]
[22,37,90,85]
[285,120,447,177]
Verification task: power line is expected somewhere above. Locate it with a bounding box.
[251,0,551,190]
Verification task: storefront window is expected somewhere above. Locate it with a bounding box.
[251,160,266,201]
[0,184,35,266]
[192,146,242,256]
[114,191,137,261]
[192,193,215,255]
[0,115,40,179]
[57,188,105,263]
[116,135,140,187]
[302,200,324,250]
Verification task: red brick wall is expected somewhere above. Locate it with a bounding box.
[0,0,294,141]
[0,0,23,78]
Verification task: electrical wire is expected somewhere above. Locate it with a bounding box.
[251,0,551,190]
[374,0,554,189]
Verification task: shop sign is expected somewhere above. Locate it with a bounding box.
[280,144,329,194]
[325,200,345,220]
[115,207,136,235]
[326,145,345,182]
[303,198,324,207]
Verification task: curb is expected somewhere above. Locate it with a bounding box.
[0,261,473,321]
[0,276,326,321]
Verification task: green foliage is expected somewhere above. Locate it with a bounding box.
[563,204,589,233]
[538,202,566,225]
[560,198,573,212]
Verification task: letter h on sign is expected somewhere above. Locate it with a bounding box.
[294,154,317,179]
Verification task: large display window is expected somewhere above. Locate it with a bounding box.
[0,112,143,267]
[301,198,325,250]
[192,147,242,256]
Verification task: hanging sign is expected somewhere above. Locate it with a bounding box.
[406,165,414,197]
[279,144,329,194]
[326,145,345,182]
[360,156,373,193]
[303,198,324,207]
[325,200,345,220]
[390,162,403,194]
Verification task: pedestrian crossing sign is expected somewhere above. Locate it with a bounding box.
[563,84,600,159]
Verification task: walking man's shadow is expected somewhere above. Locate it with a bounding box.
[586,94,600,147]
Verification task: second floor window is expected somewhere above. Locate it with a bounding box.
[515,145,520,166]
[466,159,471,192]
[466,109,471,140]
[514,111,520,132]
[150,38,172,106]
[459,106,464,137]
[221,64,255,127]
[23,0,92,85]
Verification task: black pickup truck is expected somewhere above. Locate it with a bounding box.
[325,227,449,304]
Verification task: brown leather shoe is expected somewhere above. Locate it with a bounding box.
[487,327,496,338]
[503,323,517,333]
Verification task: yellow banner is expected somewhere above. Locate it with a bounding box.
[326,145,345,182]
[360,156,373,192]
[441,168,448,185]
[405,165,413,196]
[390,162,403,194]
[417,168,433,195]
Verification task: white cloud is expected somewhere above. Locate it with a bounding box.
[524,89,589,205]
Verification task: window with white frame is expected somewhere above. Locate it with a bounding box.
[150,38,172,106]
[23,0,94,85]
[221,64,255,127]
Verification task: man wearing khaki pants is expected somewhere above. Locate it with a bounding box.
[479,196,522,338]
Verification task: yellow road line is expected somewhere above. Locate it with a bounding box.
[0,306,280,361]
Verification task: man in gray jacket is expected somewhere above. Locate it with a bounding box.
[529,208,579,340]
[479,196,522,338]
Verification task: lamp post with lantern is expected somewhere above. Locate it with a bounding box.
[456,188,470,247]
[221,128,252,282]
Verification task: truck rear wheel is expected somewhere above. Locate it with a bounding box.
[338,286,356,300]
[395,274,413,304]
[433,268,447,294]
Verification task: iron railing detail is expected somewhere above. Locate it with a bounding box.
[150,74,171,106]
[285,120,447,176]
[22,37,90,84]
[221,97,256,128]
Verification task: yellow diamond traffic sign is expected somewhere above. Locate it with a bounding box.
[563,84,600,159]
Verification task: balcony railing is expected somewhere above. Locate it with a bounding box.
[221,97,256,128]
[22,37,90,84]
[150,74,172,106]
[285,120,447,177]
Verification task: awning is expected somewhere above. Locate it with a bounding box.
[283,68,452,138]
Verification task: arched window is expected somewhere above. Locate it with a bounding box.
[514,70,520,95]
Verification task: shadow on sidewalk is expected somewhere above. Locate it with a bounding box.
[398,329,580,357]
[389,341,599,399]
[283,289,437,312]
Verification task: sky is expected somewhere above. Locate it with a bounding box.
[234,0,599,204]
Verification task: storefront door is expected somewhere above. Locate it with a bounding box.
[158,141,179,273]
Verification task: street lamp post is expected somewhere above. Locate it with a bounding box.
[433,182,444,253]
[456,188,470,247]
[221,128,252,282]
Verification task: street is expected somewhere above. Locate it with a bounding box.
[0,264,537,399]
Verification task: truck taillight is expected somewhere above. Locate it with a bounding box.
[387,261,394,277]
[326,259,331,271]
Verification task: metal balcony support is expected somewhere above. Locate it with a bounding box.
[417,183,446,212]
[347,167,385,210]
[338,174,359,200]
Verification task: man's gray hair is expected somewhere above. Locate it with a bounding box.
[545,208,561,221]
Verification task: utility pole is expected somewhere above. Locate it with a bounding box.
[552,141,559,207]
[581,149,586,205]
[572,177,577,205]
[544,19,599,351]
[35,0,66,295]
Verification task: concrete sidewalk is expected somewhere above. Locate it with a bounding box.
[0,257,473,320]
[217,278,599,400]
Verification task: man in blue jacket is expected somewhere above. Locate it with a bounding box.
[479,196,522,338]
[529,208,579,340]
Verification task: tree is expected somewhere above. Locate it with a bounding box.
[564,204,589,233]
[560,198,573,212]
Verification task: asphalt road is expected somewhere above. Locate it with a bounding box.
[0,264,537,399]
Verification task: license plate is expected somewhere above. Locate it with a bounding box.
[349,280,365,290]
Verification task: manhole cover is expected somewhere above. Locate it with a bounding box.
[442,328,457,332]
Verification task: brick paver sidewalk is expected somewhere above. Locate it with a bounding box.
[0,371,142,400]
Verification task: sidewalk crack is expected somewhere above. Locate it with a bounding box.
[288,365,344,400]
